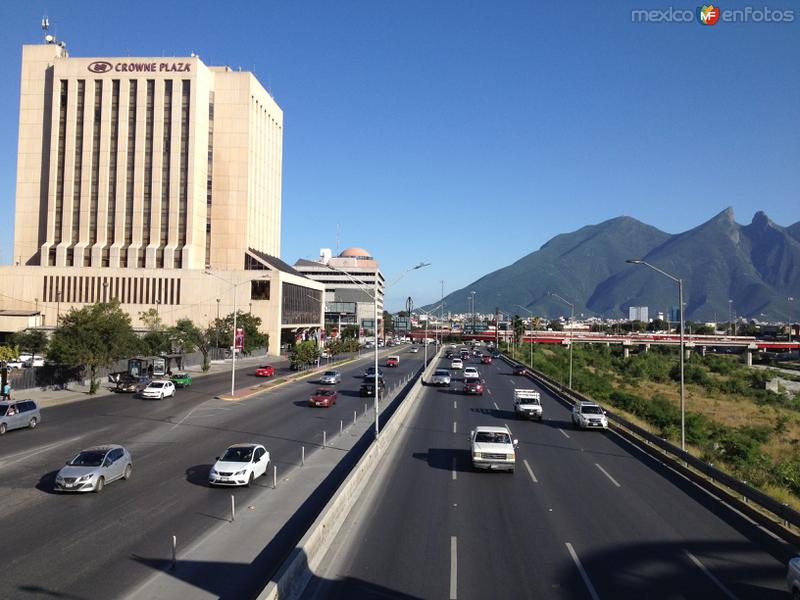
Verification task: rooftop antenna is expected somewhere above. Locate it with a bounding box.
[42,15,56,44]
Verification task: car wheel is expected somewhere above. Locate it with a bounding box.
[159,393,164,400]
[28,417,38,429]
[0,423,6,435]
[123,464,133,480]
[246,472,254,488]
[95,477,105,493]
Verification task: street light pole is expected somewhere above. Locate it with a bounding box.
[626,259,686,451]
[516,305,535,369]
[548,293,574,389]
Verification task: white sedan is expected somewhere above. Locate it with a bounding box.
[139,380,176,399]
[209,443,270,487]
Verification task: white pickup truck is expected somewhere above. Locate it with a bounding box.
[513,389,543,421]
[470,425,517,472]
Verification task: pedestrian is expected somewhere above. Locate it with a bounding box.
[2,382,11,402]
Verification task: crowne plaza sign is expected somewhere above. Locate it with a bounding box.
[87,61,192,74]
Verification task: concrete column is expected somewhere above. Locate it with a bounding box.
[643,344,650,353]
[746,350,753,367]
[623,346,630,359]
[685,348,692,360]
[700,345,706,357]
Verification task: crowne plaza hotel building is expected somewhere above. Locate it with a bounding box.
[0,41,323,354]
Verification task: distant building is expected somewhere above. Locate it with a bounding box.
[668,306,680,322]
[629,306,649,322]
[294,248,384,340]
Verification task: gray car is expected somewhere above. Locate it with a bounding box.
[319,370,342,385]
[54,445,133,493]
[0,400,41,435]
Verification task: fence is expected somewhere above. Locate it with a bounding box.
[5,346,268,391]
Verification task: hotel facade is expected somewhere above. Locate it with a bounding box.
[0,40,324,354]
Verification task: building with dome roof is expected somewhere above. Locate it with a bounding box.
[294,248,385,340]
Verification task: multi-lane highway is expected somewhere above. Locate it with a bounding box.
[305,347,791,599]
[0,348,425,600]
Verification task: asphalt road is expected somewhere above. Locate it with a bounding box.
[0,347,425,600]
[305,348,791,600]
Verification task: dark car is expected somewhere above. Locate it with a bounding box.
[364,366,385,378]
[463,380,485,395]
[309,388,337,407]
[481,355,493,365]
[512,365,527,376]
[360,376,386,397]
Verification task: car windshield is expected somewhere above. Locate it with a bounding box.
[582,406,603,415]
[259,365,270,369]
[435,370,449,376]
[221,447,254,462]
[149,382,165,388]
[174,373,188,378]
[475,432,511,444]
[315,389,334,396]
[69,450,107,467]
[323,371,337,377]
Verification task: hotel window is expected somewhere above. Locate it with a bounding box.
[205,91,214,267]
[106,80,120,250]
[124,80,137,249]
[71,80,85,245]
[175,79,190,268]
[143,80,154,249]
[159,80,172,265]
[54,80,67,246]
[89,80,102,248]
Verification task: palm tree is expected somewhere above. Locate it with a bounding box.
[512,315,525,354]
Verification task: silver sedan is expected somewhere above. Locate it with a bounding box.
[54,445,133,493]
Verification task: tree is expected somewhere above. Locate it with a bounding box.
[48,300,139,394]
[212,311,269,353]
[648,319,670,332]
[170,318,213,371]
[512,315,525,344]
[10,329,49,356]
[290,340,319,370]
[139,308,164,332]
[0,345,19,362]
[340,324,359,339]
[383,310,395,335]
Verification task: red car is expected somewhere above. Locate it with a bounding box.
[481,355,493,365]
[255,365,275,377]
[385,356,399,368]
[464,380,485,395]
[309,388,337,407]
[512,365,527,376]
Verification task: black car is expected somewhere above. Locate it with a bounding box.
[512,364,527,376]
[360,375,386,397]
[364,366,385,378]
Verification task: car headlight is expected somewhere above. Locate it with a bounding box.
[77,474,94,482]
[508,453,515,460]
[210,469,218,476]
[472,452,481,459]
[234,469,247,476]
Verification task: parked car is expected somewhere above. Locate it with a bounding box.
[469,425,517,472]
[171,372,193,388]
[571,400,608,430]
[4,359,24,370]
[512,364,527,376]
[55,445,133,492]
[255,365,276,377]
[139,380,176,400]
[463,380,485,395]
[319,370,342,385]
[431,369,452,386]
[0,400,41,435]
[209,443,270,487]
[309,388,338,407]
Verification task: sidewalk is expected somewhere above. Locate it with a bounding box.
[15,353,285,409]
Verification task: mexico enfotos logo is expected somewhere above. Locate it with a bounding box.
[632,4,795,23]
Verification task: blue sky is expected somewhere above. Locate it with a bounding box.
[0,1,797,311]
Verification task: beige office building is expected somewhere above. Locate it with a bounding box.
[0,40,323,354]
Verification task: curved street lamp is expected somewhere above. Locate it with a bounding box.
[626,259,686,451]
[548,292,574,389]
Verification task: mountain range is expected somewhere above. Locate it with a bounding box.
[432,208,800,322]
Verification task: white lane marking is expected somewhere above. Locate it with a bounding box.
[0,435,86,469]
[594,463,621,488]
[523,459,538,483]
[566,542,600,600]
[169,403,210,431]
[453,400,457,409]
[452,421,457,434]
[487,388,492,395]
[558,428,570,439]
[452,456,457,481]
[684,550,738,599]
[492,401,499,410]
[450,536,458,600]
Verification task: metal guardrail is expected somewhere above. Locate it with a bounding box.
[500,352,800,533]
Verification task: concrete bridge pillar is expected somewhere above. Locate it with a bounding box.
[700,346,707,357]
[643,344,650,353]
[745,343,758,367]
[623,346,630,359]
